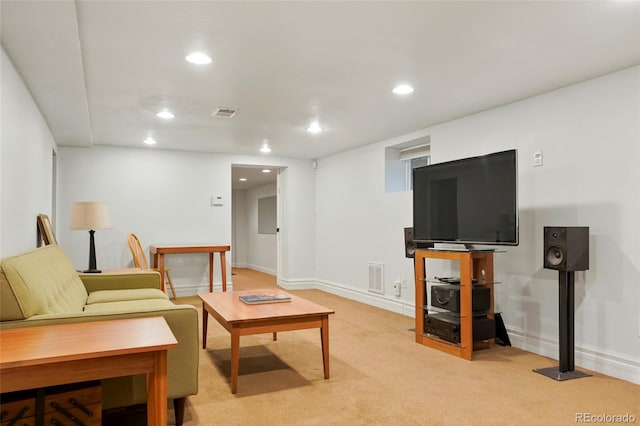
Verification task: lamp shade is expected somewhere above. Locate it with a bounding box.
[70,202,112,230]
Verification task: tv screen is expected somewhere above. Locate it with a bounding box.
[413,149,518,247]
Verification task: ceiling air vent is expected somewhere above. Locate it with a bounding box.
[212,107,237,118]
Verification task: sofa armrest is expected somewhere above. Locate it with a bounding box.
[79,271,162,292]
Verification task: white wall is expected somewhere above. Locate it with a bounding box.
[232,183,278,273]
[0,48,57,257]
[57,147,315,294]
[245,183,277,274]
[231,189,248,267]
[314,66,640,383]
[273,163,316,283]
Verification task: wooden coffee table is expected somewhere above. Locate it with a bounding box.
[198,289,334,394]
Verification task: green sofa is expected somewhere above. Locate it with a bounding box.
[0,245,198,425]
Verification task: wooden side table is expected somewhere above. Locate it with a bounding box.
[0,317,177,426]
[150,244,230,292]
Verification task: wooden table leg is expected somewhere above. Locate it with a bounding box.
[147,350,168,426]
[231,330,240,394]
[209,253,214,292]
[220,251,227,291]
[321,316,330,379]
[202,303,208,349]
[158,254,166,293]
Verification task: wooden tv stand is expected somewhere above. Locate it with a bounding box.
[414,249,496,360]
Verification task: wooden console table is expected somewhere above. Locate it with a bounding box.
[150,244,230,292]
[0,317,178,426]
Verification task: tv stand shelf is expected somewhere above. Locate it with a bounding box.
[414,249,496,360]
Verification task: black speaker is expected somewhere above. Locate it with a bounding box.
[404,227,433,258]
[404,227,416,258]
[543,226,589,271]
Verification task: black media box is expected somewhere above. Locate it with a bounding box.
[424,313,495,344]
[431,284,491,313]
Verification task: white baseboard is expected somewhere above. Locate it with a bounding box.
[507,327,640,385]
[174,281,233,296]
[277,277,316,290]
[278,277,415,317]
[247,264,276,276]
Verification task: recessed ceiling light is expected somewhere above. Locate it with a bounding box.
[143,137,157,145]
[260,141,271,153]
[307,121,322,134]
[262,169,271,173]
[156,110,175,119]
[239,178,247,182]
[185,52,212,65]
[393,84,414,95]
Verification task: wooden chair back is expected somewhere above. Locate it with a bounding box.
[37,214,58,246]
[127,233,150,269]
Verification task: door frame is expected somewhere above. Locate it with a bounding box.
[230,164,285,284]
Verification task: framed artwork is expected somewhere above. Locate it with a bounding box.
[37,214,58,246]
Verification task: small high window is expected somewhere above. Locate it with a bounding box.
[406,155,431,190]
[384,136,430,192]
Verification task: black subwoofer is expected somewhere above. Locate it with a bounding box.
[543,226,589,272]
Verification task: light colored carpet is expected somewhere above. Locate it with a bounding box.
[171,268,639,425]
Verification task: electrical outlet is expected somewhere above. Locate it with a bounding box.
[392,280,401,297]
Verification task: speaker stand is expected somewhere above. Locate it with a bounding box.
[534,271,591,381]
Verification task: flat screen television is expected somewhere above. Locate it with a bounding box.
[413,149,518,248]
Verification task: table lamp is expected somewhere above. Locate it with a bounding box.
[70,202,112,273]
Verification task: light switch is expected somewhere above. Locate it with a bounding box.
[533,151,543,167]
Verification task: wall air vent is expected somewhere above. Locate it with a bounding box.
[212,107,237,118]
[368,262,384,294]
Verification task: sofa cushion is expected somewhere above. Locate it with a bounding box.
[82,299,175,314]
[86,289,169,305]
[0,268,24,321]
[0,246,88,320]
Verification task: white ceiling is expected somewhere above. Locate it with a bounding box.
[231,165,280,191]
[2,1,639,163]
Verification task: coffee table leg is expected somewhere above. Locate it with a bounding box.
[321,316,330,379]
[231,331,240,394]
[202,303,208,349]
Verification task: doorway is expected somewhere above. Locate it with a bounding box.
[230,165,284,285]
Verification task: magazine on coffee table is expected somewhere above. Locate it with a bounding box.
[239,292,292,305]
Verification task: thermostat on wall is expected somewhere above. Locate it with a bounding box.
[211,195,223,206]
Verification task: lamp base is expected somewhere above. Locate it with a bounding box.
[83,269,102,274]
